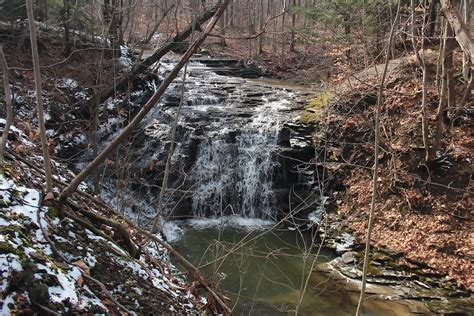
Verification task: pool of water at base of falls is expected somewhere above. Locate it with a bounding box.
[168,217,420,316]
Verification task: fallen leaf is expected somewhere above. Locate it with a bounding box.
[43,192,54,202]
[73,260,90,276]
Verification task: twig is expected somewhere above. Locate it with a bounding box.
[32,302,60,316]
[83,274,133,315]
[356,1,402,315]
[0,45,13,164]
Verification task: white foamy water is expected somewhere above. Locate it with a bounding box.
[190,95,293,219]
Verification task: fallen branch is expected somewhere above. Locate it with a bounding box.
[83,274,133,315]
[67,201,138,258]
[136,228,232,315]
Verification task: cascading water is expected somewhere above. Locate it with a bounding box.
[92,55,314,222]
[190,95,291,218]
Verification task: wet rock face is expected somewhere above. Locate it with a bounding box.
[91,57,322,221]
[191,57,263,79]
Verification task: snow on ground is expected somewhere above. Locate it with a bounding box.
[0,176,107,314]
[0,123,201,314]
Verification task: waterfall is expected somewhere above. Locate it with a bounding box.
[92,55,309,222]
[191,96,292,219]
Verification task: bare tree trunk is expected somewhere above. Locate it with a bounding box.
[62,0,71,57]
[58,0,231,211]
[219,3,226,46]
[455,74,473,119]
[229,0,234,27]
[272,1,277,53]
[461,0,471,80]
[258,0,264,54]
[26,0,54,194]
[0,46,13,165]
[290,0,296,52]
[280,0,287,64]
[432,21,456,161]
[356,1,401,315]
[412,0,432,162]
[425,0,438,40]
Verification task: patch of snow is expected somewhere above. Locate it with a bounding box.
[335,233,356,253]
[119,56,132,67]
[77,289,107,311]
[0,254,23,291]
[37,262,79,305]
[0,293,15,315]
[308,207,325,225]
[84,252,97,268]
[58,78,79,89]
[162,221,184,242]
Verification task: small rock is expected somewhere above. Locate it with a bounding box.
[341,251,357,264]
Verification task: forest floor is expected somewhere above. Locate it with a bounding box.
[205,38,473,292]
[327,58,473,292]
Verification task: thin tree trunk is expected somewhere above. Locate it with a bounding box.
[412,0,433,162]
[26,0,54,194]
[58,0,231,210]
[280,0,287,64]
[62,0,71,57]
[356,1,401,315]
[432,21,456,161]
[425,0,438,39]
[455,74,473,119]
[0,46,13,165]
[219,3,226,46]
[258,0,264,54]
[289,0,296,52]
[461,0,471,80]
[149,62,189,234]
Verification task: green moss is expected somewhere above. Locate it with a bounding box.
[371,252,391,263]
[0,224,29,240]
[0,199,9,208]
[0,241,29,265]
[367,264,383,275]
[300,91,333,123]
[0,241,17,254]
[46,206,57,218]
[305,91,332,111]
[1,163,13,176]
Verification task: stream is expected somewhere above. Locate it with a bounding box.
[90,54,467,315]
